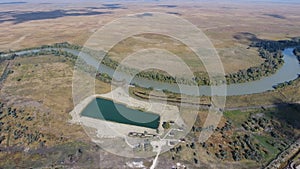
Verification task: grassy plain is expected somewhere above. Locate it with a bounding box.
[1,1,300,74]
[0,55,112,167]
[1,54,111,140]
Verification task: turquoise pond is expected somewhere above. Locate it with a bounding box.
[81,98,160,129]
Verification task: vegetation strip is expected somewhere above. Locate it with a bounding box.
[1,39,300,87]
[293,46,300,63]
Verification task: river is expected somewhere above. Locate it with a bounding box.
[6,47,300,96]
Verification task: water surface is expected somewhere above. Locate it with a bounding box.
[81,97,160,129]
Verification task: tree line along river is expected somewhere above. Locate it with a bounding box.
[0,41,300,96]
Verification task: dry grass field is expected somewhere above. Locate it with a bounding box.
[0,1,299,73]
[0,55,111,144]
[0,54,114,168]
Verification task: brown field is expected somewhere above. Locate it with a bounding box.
[0,54,115,168]
[0,55,111,145]
[0,1,300,73]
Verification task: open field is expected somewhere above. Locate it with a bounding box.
[0,54,112,138]
[0,55,82,143]
[1,1,300,74]
[0,53,156,168]
[0,53,161,168]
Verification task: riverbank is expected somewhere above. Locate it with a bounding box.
[130,82,300,111]
[1,42,300,96]
[293,47,300,63]
[0,44,299,110]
